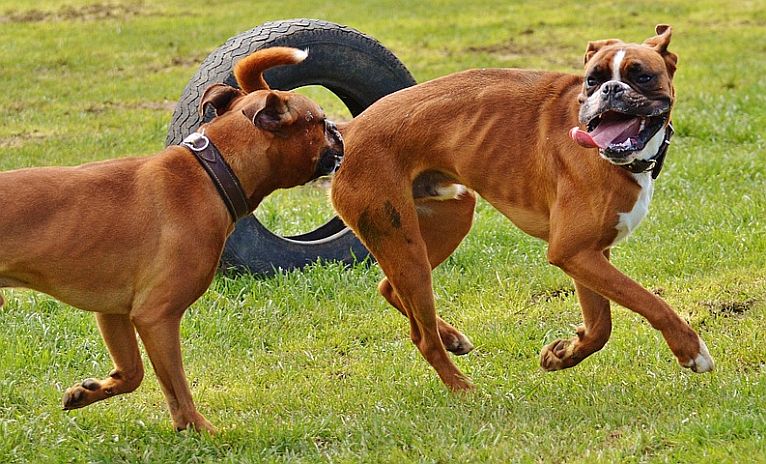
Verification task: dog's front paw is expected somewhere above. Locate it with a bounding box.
[680,338,715,373]
[62,378,109,410]
[540,338,581,371]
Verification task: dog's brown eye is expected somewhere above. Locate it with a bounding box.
[637,74,653,84]
[586,76,599,87]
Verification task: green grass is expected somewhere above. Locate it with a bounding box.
[1,0,765,462]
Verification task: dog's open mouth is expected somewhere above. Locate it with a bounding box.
[570,111,668,159]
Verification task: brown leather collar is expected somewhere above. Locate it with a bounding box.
[181,132,250,222]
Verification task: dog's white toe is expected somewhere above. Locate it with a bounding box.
[683,338,715,373]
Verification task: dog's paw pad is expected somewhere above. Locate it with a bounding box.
[81,378,101,391]
[62,379,103,410]
[62,388,85,410]
[540,338,578,371]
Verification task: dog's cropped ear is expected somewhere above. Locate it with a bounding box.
[644,24,672,53]
[241,92,297,133]
[199,84,245,119]
[643,24,678,77]
[583,39,623,65]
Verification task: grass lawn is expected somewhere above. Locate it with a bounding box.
[1,0,765,462]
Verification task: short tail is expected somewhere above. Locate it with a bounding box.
[233,47,308,93]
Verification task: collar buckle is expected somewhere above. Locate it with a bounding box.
[181,132,210,152]
[180,133,249,222]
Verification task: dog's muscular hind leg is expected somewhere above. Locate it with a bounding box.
[378,192,476,355]
[381,250,473,391]
[355,199,473,392]
[63,313,144,410]
[379,281,473,355]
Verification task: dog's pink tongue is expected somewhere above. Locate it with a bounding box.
[569,127,598,148]
[569,117,642,149]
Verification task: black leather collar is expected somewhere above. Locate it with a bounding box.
[181,132,250,222]
[621,123,674,179]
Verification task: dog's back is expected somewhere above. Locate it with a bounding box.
[0,150,226,313]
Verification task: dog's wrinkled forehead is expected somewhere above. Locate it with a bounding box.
[583,25,677,82]
[588,45,669,80]
[288,94,325,121]
[254,91,324,120]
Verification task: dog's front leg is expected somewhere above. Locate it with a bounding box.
[131,309,216,433]
[540,268,613,370]
[547,246,714,373]
[63,313,144,410]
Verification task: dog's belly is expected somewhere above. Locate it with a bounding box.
[0,277,23,289]
[488,202,550,240]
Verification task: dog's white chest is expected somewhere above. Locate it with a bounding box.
[613,172,653,244]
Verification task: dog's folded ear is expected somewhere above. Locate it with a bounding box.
[200,84,246,119]
[583,39,623,65]
[242,91,297,133]
[643,24,678,77]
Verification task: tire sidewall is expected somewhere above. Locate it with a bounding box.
[167,19,416,275]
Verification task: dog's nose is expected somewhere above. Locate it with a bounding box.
[601,81,626,96]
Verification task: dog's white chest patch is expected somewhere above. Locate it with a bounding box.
[613,172,653,244]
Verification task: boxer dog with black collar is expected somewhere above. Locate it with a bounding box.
[331,25,714,391]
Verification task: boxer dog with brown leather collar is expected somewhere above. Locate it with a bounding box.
[331,25,714,392]
[0,47,342,432]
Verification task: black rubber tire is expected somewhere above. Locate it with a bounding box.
[166,19,416,275]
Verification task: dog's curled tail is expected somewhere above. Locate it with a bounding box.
[234,47,308,94]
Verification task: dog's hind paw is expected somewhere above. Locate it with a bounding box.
[443,331,474,356]
[174,413,218,434]
[445,373,475,393]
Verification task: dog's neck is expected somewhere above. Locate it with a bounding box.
[181,132,251,222]
[182,129,284,222]
[204,123,287,210]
